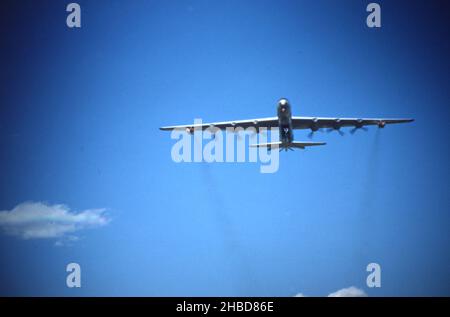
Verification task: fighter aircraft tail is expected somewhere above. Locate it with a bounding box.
[250,141,326,151]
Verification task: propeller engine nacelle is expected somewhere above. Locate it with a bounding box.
[310,118,319,132]
[333,119,342,130]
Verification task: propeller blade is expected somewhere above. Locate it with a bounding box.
[350,126,368,134]
[327,128,344,136]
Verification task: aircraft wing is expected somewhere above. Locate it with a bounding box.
[291,117,414,130]
[160,116,414,132]
[160,117,279,132]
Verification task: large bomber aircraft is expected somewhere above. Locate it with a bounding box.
[160,98,414,151]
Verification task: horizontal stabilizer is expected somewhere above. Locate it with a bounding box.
[250,141,326,150]
[289,141,326,149]
[249,142,282,150]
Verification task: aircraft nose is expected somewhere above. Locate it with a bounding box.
[279,98,288,106]
[278,98,289,112]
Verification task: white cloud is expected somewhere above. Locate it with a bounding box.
[293,286,368,297]
[328,286,367,297]
[54,235,80,247]
[0,202,110,241]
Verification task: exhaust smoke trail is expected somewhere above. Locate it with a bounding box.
[200,164,257,295]
[357,129,382,261]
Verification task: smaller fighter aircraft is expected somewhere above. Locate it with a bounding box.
[160,98,414,151]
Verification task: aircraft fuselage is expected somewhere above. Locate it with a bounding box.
[277,98,294,145]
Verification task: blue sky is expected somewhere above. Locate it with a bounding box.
[0,0,449,296]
